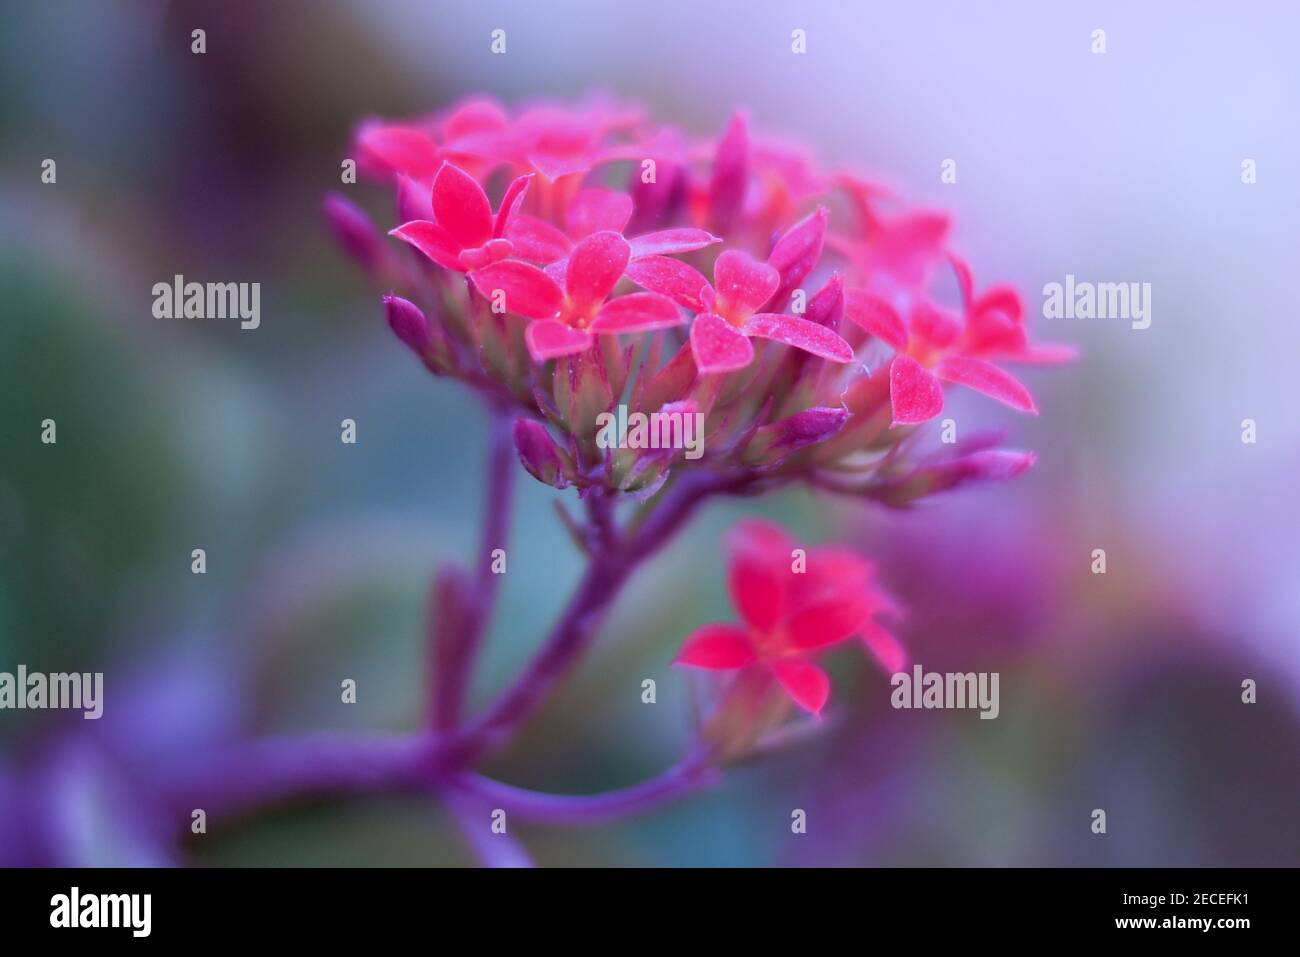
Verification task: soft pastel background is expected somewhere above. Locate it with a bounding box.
[1,0,1297,865]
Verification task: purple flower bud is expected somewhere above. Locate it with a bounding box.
[933,449,1037,487]
[323,193,383,271]
[514,419,568,488]
[746,406,850,466]
[871,448,1037,507]
[383,294,432,355]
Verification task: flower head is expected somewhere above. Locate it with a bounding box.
[675,520,903,715]
[847,256,1075,425]
[628,238,855,374]
[468,230,686,361]
[330,95,1071,501]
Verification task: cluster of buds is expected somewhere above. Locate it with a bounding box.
[326,94,1072,504]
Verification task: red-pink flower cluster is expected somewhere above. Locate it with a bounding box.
[329,94,1070,500]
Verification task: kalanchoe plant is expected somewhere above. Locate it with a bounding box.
[170,93,1072,865]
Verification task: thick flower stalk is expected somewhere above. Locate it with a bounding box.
[137,94,1070,865]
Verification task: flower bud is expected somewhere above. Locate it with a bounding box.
[514,419,570,489]
[383,294,432,355]
[871,448,1037,507]
[744,406,850,467]
[324,194,385,273]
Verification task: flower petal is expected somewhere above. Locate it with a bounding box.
[396,174,434,223]
[935,355,1037,414]
[769,659,831,715]
[965,307,1028,354]
[889,355,945,425]
[566,231,632,311]
[972,285,1024,324]
[743,313,854,363]
[469,260,564,319]
[627,228,721,259]
[727,518,796,557]
[529,150,593,183]
[844,289,908,350]
[675,624,756,670]
[997,342,1079,365]
[390,220,465,271]
[786,598,873,651]
[713,250,779,322]
[765,206,828,306]
[859,622,906,674]
[690,312,755,373]
[438,97,510,142]
[727,521,792,631]
[564,188,634,238]
[493,173,533,238]
[625,256,711,311]
[949,253,976,309]
[869,210,951,289]
[506,214,573,263]
[709,111,749,232]
[525,319,594,361]
[432,162,494,250]
[591,293,683,333]
[909,301,962,349]
[358,124,441,178]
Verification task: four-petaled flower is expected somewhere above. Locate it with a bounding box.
[674,520,904,715]
[469,231,685,361]
[389,162,532,271]
[845,256,1075,426]
[628,248,855,374]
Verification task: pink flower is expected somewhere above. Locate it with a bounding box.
[627,242,854,374]
[354,96,646,184]
[832,173,951,292]
[335,96,1073,491]
[439,95,656,182]
[846,257,1075,426]
[468,231,684,362]
[506,186,719,266]
[389,162,532,271]
[675,520,903,715]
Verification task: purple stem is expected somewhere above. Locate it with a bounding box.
[441,787,536,867]
[446,471,745,766]
[157,733,712,837]
[157,732,436,827]
[448,754,718,826]
[158,471,762,836]
[433,402,515,730]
